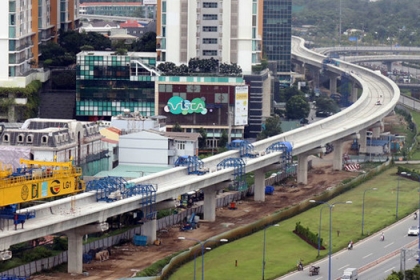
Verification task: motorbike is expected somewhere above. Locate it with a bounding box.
[380,234,385,241]
[415,213,418,220]
[297,262,304,271]
[347,241,353,250]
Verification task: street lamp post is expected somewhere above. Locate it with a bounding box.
[362,188,378,235]
[262,224,279,280]
[317,205,328,257]
[418,186,420,265]
[178,237,228,280]
[396,174,405,220]
[212,123,215,155]
[310,200,352,280]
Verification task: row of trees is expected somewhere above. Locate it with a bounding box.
[39,31,156,68]
[157,58,242,76]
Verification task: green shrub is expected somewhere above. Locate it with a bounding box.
[22,246,53,262]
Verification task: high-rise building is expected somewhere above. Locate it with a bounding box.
[263,0,292,86]
[0,0,80,87]
[156,0,264,75]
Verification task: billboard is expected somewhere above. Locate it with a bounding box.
[234,86,248,125]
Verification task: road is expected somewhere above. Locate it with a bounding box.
[278,213,420,280]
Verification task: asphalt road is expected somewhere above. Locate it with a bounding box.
[277,213,420,280]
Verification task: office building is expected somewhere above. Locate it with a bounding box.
[263,0,292,86]
[75,51,159,120]
[1,0,80,87]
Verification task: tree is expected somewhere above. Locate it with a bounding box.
[197,127,207,149]
[314,96,340,116]
[285,95,310,120]
[172,122,183,132]
[218,130,228,148]
[257,115,282,140]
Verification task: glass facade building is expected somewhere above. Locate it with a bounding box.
[76,52,157,120]
[263,0,292,79]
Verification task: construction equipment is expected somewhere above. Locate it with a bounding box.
[179,190,204,208]
[0,158,85,207]
[180,213,199,231]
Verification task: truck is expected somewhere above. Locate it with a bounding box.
[341,267,358,280]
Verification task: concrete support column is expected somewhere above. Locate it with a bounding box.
[295,63,306,75]
[385,61,392,73]
[203,185,219,222]
[332,140,345,170]
[297,154,309,185]
[351,82,358,103]
[254,169,266,202]
[372,126,381,137]
[359,129,368,153]
[66,229,84,275]
[141,219,157,245]
[65,223,109,274]
[328,73,339,95]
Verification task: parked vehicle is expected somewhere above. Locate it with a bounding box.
[341,267,358,280]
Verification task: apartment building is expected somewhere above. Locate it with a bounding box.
[155,0,264,75]
[1,0,80,87]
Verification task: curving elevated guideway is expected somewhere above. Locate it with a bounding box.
[0,37,401,274]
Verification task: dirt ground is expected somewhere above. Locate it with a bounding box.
[30,150,362,280]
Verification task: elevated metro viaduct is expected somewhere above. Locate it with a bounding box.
[0,36,400,275]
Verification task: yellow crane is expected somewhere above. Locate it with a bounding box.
[0,158,85,207]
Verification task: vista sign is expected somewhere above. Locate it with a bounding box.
[164,96,207,115]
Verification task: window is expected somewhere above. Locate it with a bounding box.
[203,14,217,20]
[26,134,33,143]
[203,38,217,44]
[17,134,24,143]
[203,26,217,32]
[203,2,217,8]
[177,141,186,150]
[3,134,9,142]
[203,50,217,56]
[41,135,48,144]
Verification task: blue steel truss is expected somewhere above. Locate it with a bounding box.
[266,141,293,166]
[217,158,247,191]
[86,177,157,220]
[174,155,208,175]
[226,140,259,158]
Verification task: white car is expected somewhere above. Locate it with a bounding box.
[408,225,419,236]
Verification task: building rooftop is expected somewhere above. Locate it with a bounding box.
[93,164,171,179]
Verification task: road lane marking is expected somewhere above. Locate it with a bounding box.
[363,253,373,259]
[338,264,349,270]
[384,242,394,248]
[385,267,395,273]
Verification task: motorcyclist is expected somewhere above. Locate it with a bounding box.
[380,232,385,241]
[347,240,353,249]
[415,212,418,220]
[297,259,304,271]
